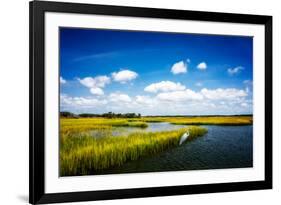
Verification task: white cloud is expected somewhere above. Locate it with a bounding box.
[157,89,204,101]
[60,76,66,84]
[144,81,186,93]
[63,73,252,115]
[90,87,104,95]
[241,102,248,107]
[60,94,107,108]
[109,93,132,103]
[227,66,244,75]
[78,75,110,95]
[151,87,250,115]
[201,88,247,100]
[134,95,156,107]
[136,95,152,104]
[155,87,247,102]
[61,85,252,115]
[197,62,207,70]
[171,61,187,74]
[78,76,110,88]
[112,69,138,83]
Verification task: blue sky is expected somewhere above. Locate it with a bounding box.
[60,27,253,115]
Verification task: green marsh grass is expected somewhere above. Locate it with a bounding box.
[60,125,207,176]
[59,115,251,176]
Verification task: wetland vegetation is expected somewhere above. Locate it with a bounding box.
[60,114,252,176]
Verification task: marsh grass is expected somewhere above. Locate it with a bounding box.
[127,116,252,125]
[128,117,166,123]
[167,116,252,125]
[59,116,251,176]
[60,126,207,176]
[61,118,148,134]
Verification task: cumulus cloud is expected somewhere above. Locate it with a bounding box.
[227,66,244,75]
[61,85,251,115]
[109,93,132,103]
[197,62,207,70]
[144,81,186,93]
[79,76,110,88]
[171,61,187,74]
[149,87,249,114]
[60,94,107,108]
[241,102,248,107]
[151,86,248,103]
[151,87,250,115]
[78,75,110,95]
[90,87,104,95]
[156,89,204,101]
[63,71,251,115]
[136,95,152,104]
[201,88,247,100]
[134,95,157,107]
[60,76,66,84]
[155,87,247,102]
[112,69,138,83]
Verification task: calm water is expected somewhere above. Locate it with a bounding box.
[113,122,187,136]
[93,124,253,175]
[88,122,187,138]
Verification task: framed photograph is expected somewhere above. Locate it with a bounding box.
[29,0,272,204]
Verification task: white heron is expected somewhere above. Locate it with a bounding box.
[179,131,190,145]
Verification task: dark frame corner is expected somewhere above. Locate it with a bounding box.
[29,1,272,204]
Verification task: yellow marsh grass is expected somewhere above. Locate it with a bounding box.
[130,116,253,125]
[61,118,147,130]
[60,126,207,176]
[59,116,250,176]
[167,116,252,125]
[60,118,147,136]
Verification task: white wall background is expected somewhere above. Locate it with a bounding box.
[0,0,279,204]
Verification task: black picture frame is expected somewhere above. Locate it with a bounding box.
[29,0,272,204]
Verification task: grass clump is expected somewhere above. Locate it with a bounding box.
[60,126,207,176]
[61,118,148,133]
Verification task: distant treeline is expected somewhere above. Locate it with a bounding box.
[60,111,141,119]
[60,111,253,119]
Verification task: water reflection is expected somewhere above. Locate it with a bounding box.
[88,122,187,138]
